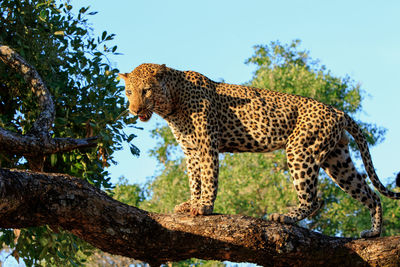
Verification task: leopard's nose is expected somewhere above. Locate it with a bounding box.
[129,106,143,115]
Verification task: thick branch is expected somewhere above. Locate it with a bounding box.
[0,168,399,266]
[0,45,55,136]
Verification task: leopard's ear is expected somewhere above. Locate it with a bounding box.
[118,73,129,80]
[155,64,167,78]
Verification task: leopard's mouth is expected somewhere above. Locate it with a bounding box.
[138,111,153,122]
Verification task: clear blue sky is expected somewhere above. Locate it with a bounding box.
[75,0,400,185]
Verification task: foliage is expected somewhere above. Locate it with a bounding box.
[111,177,144,207]
[140,125,188,213]
[246,39,360,111]
[0,0,139,265]
[149,123,180,164]
[2,226,92,266]
[141,157,189,213]
[216,152,296,218]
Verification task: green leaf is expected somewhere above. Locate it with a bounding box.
[127,133,136,143]
[50,154,57,167]
[56,250,66,259]
[129,144,140,156]
[39,10,47,21]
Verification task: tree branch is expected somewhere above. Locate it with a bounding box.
[0,127,98,156]
[0,168,399,266]
[0,45,99,170]
[0,45,54,136]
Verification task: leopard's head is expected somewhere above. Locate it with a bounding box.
[119,63,171,122]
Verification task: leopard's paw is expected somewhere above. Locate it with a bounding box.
[190,204,213,216]
[269,213,297,224]
[360,229,381,238]
[174,200,191,214]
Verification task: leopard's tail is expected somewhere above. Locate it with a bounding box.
[344,113,400,199]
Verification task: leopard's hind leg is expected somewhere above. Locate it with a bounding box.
[270,112,342,224]
[270,126,328,223]
[269,147,323,223]
[322,139,382,238]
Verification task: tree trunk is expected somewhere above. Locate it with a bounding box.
[0,168,399,266]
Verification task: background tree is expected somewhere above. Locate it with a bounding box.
[0,1,138,265]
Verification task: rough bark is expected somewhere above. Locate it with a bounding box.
[0,168,399,266]
[0,45,98,171]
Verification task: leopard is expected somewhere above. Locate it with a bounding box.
[119,63,400,238]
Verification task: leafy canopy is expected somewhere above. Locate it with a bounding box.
[0,0,139,265]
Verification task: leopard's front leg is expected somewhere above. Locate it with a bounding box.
[190,111,220,216]
[190,142,219,216]
[175,146,219,216]
[174,148,201,214]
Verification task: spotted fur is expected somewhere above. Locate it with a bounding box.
[119,63,400,238]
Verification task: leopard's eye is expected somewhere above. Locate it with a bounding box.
[126,90,132,96]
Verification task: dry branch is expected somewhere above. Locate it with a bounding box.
[0,168,399,266]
